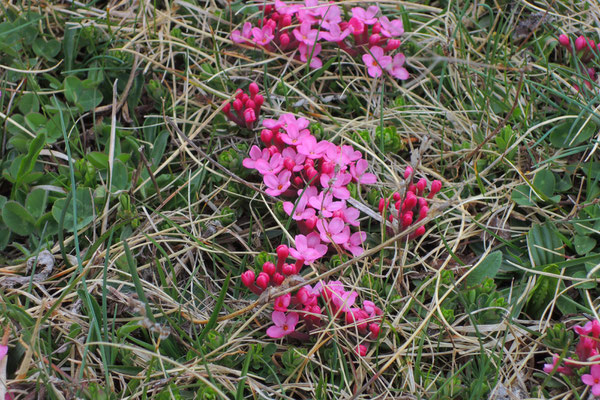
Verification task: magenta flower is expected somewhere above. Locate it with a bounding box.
[289,232,328,264]
[343,231,367,256]
[363,300,383,318]
[362,46,392,78]
[379,16,404,38]
[320,23,351,42]
[281,147,307,172]
[317,217,350,245]
[326,144,362,167]
[320,4,342,30]
[266,311,299,338]
[251,25,275,46]
[298,0,324,23]
[297,135,330,159]
[583,365,600,396]
[293,21,320,45]
[283,187,317,221]
[308,191,344,218]
[352,6,379,25]
[231,22,252,43]
[273,293,291,312]
[275,0,301,15]
[243,145,270,169]
[338,205,360,227]
[350,159,377,184]
[299,43,323,68]
[255,152,284,175]
[281,125,311,146]
[387,53,409,80]
[575,320,600,337]
[280,113,310,131]
[264,170,292,196]
[320,172,352,200]
[543,354,573,376]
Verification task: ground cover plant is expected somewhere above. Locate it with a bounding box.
[2,0,600,398]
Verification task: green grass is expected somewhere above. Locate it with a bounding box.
[1,0,600,398]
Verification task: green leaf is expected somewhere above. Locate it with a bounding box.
[18,93,39,114]
[26,188,48,220]
[64,76,103,112]
[13,133,45,196]
[32,37,61,60]
[111,160,129,192]
[0,222,10,250]
[511,184,534,206]
[51,188,95,231]
[533,169,555,199]
[2,200,36,236]
[526,264,559,319]
[575,234,596,255]
[25,113,47,132]
[87,152,109,169]
[549,119,596,148]
[465,250,503,287]
[527,223,564,267]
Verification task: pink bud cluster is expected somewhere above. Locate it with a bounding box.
[222,82,264,129]
[543,320,600,395]
[557,33,600,91]
[230,1,408,80]
[378,166,441,239]
[239,110,382,353]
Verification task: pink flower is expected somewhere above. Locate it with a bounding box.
[582,365,600,396]
[387,53,409,80]
[298,43,323,68]
[274,293,291,312]
[243,145,270,169]
[363,300,383,318]
[320,172,352,200]
[317,217,350,245]
[575,320,600,337]
[289,232,328,264]
[266,311,299,338]
[320,23,351,42]
[231,22,253,43]
[251,25,275,46]
[297,135,330,159]
[362,46,392,78]
[350,159,377,184]
[281,147,307,172]
[543,354,573,376]
[293,21,320,45]
[281,125,311,146]
[343,231,367,256]
[322,283,357,312]
[379,16,404,38]
[264,170,292,196]
[326,145,362,167]
[308,191,344,218]
[576,336,599,361]
[255,152,284,175]
[275,0,301,15]
[336,205,360,227]
[352,6,379,25]
[320,4,342,29]
[283,187,318,220]
[0,344,7,360]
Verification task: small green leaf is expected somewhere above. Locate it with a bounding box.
[18,93,39,114]
[527,223,564,267]
[87,152,109,169]
[0,222,10,250]
[526,264,559,319]
[574,234,596,255]
[511,184,534,206]
[51,188,95,231]
[466,251,503,287]
[26,188,48,220]
[32,37,61,60]
[533,169,555,199]
[549,120,596,148]
[64,76,103,112]
[2,200,36,236]
[111,160,129,192]
[14,133,45,195]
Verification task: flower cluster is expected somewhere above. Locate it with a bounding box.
[378,166,442,239]
[231,1,408,80]
[238,106,382,354]
[544,319,600,396]
[222,82,264,129]
[557,33,600,91]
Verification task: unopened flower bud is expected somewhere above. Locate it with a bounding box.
[418,206,429,221]
[277,244,289,262]
[401,211,413,228]
[558,34,570,48]
[256,272,270,289]
[244,108,256,125]
[261,129,273,145]
[576,35,587,51]
[281,14,292,28]
[416,178,427,195]
[305,215,318,230]
[378,198,387,213]
[282,263,295,276]
[245,99,256,110]
[402,192,417,211]
[232,99,243,112]
[254,94,264,108]
[268,145,279,156]
[369,34,382,47]
[369,323,380,339]
[356,344,367,357]
[284,157,295,171]
[392,192,401,201]
[306,166,318,181]
[241,270,255,287]
[414,225,426,237]
[273,273,285,286]
[262,261,276,276]
[372,21,381,34]
[385,39,401,52]
[293,176,303,186]
[404,166,413,179]
[321,161,335,175]
[223,102,231,114]
[296,287,309,304]
[248,82,259,97]
[428,180,442,198]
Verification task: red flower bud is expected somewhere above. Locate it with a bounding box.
[392,192,401,202]
[261,129,273,145]
[256,272,270,289]
[369,34,382,47]
[273,273,285,286]
[304,215,318,230]
[416,178,427,196]
[404,166,413,179]
[283,157,295,171]
[241,270,255,287]
[262,261,276,276]
[253,94,264,108]
[576,35,587,51]
[419,206,429,221]
[428,180,442,199]
[369,323,380,339]
[232,99,243,112]
[282,263,295,276]
[356,344,367,357]
[401,211,413,228]
[276,244,289,261]
[558,34,570,48]
[293,176,303,186]
[321,161,335,175]
[402,192,417,211]
[249,82,259,97]
[378,198,387,213]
